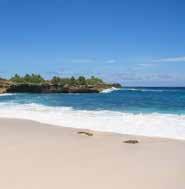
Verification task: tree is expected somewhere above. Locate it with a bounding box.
[51,76,61,85]
[11,74,45,84]
[86,76,103,85]
[23,74,45,84]
[10,73,106,86]
[10,74,23,83]
[24,74,31,83]
[78,76,86,85]
[70,76,76,85]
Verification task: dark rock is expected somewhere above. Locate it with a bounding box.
[123,140,139,144]
[77,131,94,136]
[111,83,122,88]
[6,83,121,93]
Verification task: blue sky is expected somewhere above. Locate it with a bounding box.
[0,0,185,86]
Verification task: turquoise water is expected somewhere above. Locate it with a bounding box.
[0,87,185,139]
[1,87,185,114]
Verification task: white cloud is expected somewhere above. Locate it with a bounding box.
[153,56,185,62]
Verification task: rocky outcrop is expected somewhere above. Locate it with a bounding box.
[0,79,12,94]
[6,83,122,93]
[111,83,122,88]
[0,76,122,94]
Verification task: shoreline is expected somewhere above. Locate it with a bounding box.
[0,118,185,188]
[0,108,185,141]
[1,117,185,142]
[1,91,185,140]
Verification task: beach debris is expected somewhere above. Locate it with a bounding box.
[77,131,93,136]
[123,140,139,144]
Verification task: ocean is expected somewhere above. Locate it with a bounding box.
[0,87,185,140]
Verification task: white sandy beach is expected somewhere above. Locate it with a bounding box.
[0,118,185,189]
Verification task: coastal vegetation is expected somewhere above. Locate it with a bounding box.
[50,75,104,86]
[10,74,45,84]
[10,74,104,86]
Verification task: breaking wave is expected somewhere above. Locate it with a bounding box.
[0,102,185,140]
[0,93,15,97]
[101,87,121,93]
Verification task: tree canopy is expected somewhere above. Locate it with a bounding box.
[11,74,45,84]
[10,74,105,86]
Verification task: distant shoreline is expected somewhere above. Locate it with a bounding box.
[0,74,122,94]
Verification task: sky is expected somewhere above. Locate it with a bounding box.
[0,0,185,86]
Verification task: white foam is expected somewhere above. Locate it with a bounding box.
[123,88,165,92]
[101,87,121,93]
[0,102,185,140]
[0,93,15,97]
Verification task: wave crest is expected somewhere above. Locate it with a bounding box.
[0,102,185,140]
[0,93,15,97]
[101,87,121,93]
